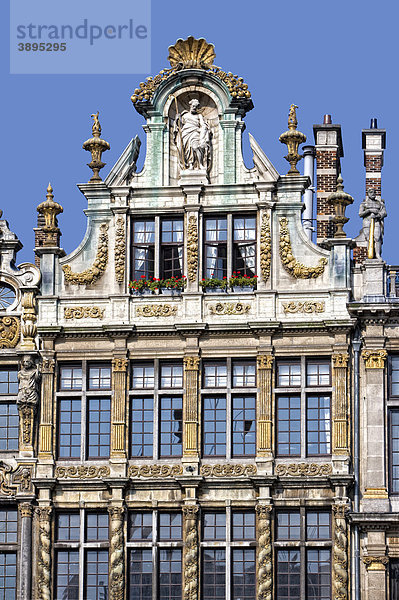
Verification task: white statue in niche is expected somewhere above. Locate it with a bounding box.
[173,98,211,171]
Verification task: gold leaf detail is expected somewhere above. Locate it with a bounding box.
[136,304,178,318]
[209,302,250,315]
[275,463,332,476]
[187,216,198,283]
[361,349,387,369]
[64,306,105,320]
[282,301,325,314]
[115,217,126,284]
[199,464,257,477]
[55,465,110,479]
[62,223,108,285]
[279,217,327,278]
[0,316,20,348]
[128,464,183,478]
[260,214,271,282]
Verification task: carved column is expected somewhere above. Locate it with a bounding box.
[20,289,38,350]
[36,506,52,600]
[38,358,55,459]
[332,505,349,600]
[256,504,272,600]
[183,505,199,600]
[256,355,274,457]
[332,353,349,454]
[108,506,125,600]
[19,503,33,600]
[183,357,200,457]
[111,358,128,458]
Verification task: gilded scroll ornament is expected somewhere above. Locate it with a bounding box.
[0,316,20,348]
[136,304,178,317]
[0,462,32,496]
[209,302,250,315]
[333,505,349,600]
[112,358,128,372]
[332,353,349,368]
[131,37,251,104]
[256,505,272,600]
[362,556,389,571]
[55,465,110,479]
[108,507,125,600]
[282,301,325,314]
[279,217,327,278]
[41,358,55,374]
[275,463,332,477]
[129,464,183,478]
[184,356,200,371]
[64,306,105,320]
[36,506,52,600]
[362,349,387,369]
[115,217,126,284]
[183,506,199,600]
[62,223,109,285]
[21,291,37,349]
[260,214,271,282]
[0,461,17,496]
[187,216,198,283]
[200,464,257,477]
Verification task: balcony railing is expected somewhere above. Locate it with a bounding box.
[387,267,399,297]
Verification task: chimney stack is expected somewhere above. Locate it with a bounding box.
[313,116,344,243]
[362,118,386,198]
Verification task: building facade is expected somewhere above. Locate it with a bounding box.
[0,36,398,599]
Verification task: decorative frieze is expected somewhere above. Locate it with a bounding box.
[108,506,125,600]
[209,302,250,315]
[199,464,257,477]
[187,216,198,283]
[0,462,32,496]
[279,217,327,278]
[111,357,128,458]
[260,214,271,282]
[0,316,20,348]
[275,463,332,476]
[183,356,200,457]
[363,556,389,571]
[282,300,325,314]
[64,306,105,319]
[257,354,273,457]
[136,304,178,317]
[256,505,272,600]
[332,353,349,455]
[362,349,387,369]
[332,505,349,600]
[183,506,199,600]
[55,465,110,479]
[62,223,109,285]
[114,217,126,284]
[36,506,52,600]
[129,464,183,478]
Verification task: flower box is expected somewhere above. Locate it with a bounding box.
[232,286,253,293]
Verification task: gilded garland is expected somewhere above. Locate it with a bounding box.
[279,217,327,278]
[64,306,105,320]
[187,216,198,283]
[114,217,126,284]
[129,464,183,478]
[276,463,332,476]
[136,304,178,318]
[200,464,257,477]
[260,214,271,282]
[55,465,110,479]
[62,223,108,285]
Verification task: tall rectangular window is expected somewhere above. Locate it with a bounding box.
[129,549,153,600]
[306,549,331,599]
[203,396,226,457]
[232,548,256,600]
[58,398,81,458]
[0,367,19,452]
[204,217,228,279]
[131,397,153,457]
[132,219,155,280]
[87,398,111,458]
[306,395,331,456]
[276,549,301,600]
[161,218,183,279]
[232,395,256,457]
[277,396,301,456]
[233,215,256,277]
[202,549,226,600]
[0,508,17,600]
[390,411,399,494]
[390,560,399,600]
[159,396,183,457]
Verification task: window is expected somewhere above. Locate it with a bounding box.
[0,508,17,600]
[130,360,184,459]
[276,358,331,458]
[203,214,257,281]
[161,219,183,279]
[0,367,19,452]
[389,357,399,494]
[201,509,256,600]
[202,360,256,458]
[275,509,331,600]
[57,363,111,460]
[390,559,399,600]
[132,219,155,280]
[55,511,109,600]
[127,511,182,600]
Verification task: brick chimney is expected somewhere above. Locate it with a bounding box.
[313,115,344,243]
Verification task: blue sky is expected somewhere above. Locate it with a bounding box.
[2,0,398,264]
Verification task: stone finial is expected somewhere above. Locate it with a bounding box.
[328,174,354,238]
[82,111,110,182]
[279,104,307,175]
[36,183,63,246]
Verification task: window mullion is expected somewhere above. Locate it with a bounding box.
[154,360,159,460]
[154,216,160,279]
[227,213,233,280]
[301,357,306,459]
[81,362,87,461]
[79,508,84,600]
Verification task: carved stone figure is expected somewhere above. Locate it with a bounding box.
[17,356,40,407]
[173,99,211,171]
[358,189,387,259]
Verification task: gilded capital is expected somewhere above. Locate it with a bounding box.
[363,556,389,571]
[257,355,273,370]
[256,504,272,518]
[362,349,387,369]
[112,357,128,372]
[18,502,33,518]
[184,356,200,371]
[41,358,55,374]
[332,353,349,368]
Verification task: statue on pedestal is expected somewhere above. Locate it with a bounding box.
[358,189,387,259]
[173,98,211,171]
[17,356,40,408]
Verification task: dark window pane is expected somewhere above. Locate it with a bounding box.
[56,550,79,600]
[204,218,227,279]
[202,512,226,541]
[132,220,155,280]
[87,398,110,458]
[161,219,184,279]
[391,356,399,396]
[277,396,301,456]
[0,368,18,395]
[0,509,17,544]
[306,395,331,456]
[128,512,153,541]
[276,512,300,540]
[86,513,109,542]
[276,549,300,600]
[84,550,108,600]
[306,549,331,599]
[56,513,80,542]
[159,513,182,541]
[0,553,17,600]
[232,395,256,457]
[306,512,331,540]
[131,397,153,458]
[232,548,256,600]
[232,511,255,540]
[129,549,153,600]
[58,398,81,458]
[203,396,226,457]
[159,549,182,600]
[159,396,183,457]
[202,548,225,600]
[391,411,399,493]
[0,402,19,451]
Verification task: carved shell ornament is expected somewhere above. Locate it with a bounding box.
[167,36,216,69]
